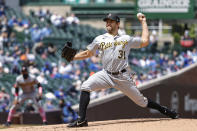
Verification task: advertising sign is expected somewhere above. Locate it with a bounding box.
[136,0,195,19]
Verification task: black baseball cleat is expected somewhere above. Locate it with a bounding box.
[67,119,88,128]
[3,121,11,127]
[160,106,179,119]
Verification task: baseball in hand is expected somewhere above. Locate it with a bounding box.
[137,12,146,22]
[137,13,144,18]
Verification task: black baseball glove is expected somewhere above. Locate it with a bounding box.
[61,42,77,62]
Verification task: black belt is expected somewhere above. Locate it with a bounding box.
[106,69,127,75]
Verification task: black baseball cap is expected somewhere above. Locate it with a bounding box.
[103,13,120,22]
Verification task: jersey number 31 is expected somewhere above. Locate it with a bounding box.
[118,50,126,59]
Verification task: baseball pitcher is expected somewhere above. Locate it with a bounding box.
[62,13,179,128]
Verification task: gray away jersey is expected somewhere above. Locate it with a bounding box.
[87,33,142,72]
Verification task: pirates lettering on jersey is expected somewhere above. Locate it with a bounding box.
[114,40,128,48]
[99,40,128,50]
[100,42,113,50]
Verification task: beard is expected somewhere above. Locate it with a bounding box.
[106,26,113,33]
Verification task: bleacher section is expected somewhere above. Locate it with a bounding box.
[1,6,107,106]
[5,7,67,42]
[5,6,106,46]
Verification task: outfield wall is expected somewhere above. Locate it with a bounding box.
[0,110,62,124]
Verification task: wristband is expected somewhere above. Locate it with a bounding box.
[38,87,43,94]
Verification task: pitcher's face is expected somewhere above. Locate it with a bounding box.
[106,19,119,33]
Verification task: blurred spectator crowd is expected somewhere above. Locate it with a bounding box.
[32,9,80,27]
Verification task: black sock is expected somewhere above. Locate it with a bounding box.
[147,98,163,112]
[79,91,90,122]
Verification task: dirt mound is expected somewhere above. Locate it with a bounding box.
[2,118,197,131]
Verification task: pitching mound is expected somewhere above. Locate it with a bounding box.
[2,118,197,131]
